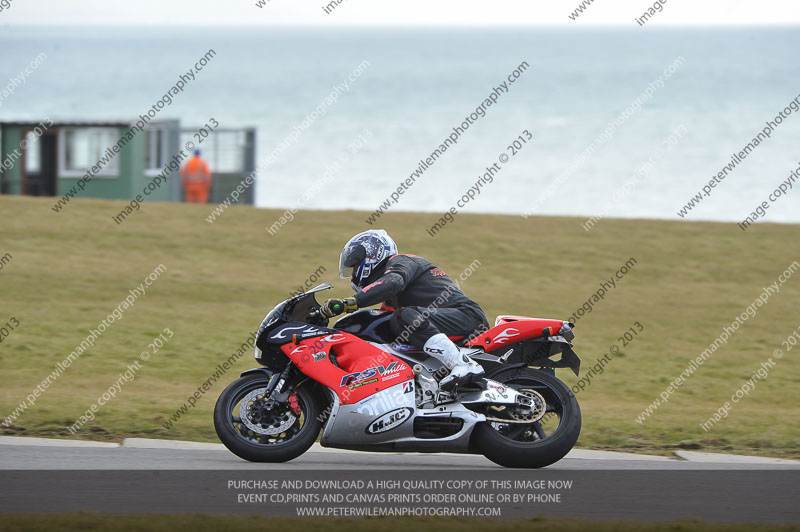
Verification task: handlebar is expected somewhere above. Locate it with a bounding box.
[307,309,329,324]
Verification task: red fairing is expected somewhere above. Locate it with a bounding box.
[281,332,413,405]
[465,317,564,353]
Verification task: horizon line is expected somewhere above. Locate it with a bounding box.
[2,22,800,28]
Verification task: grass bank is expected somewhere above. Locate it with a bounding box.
[0,195,798,457]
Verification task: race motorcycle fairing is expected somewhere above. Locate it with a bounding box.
[215,283,582,468]
[270,325,414,406]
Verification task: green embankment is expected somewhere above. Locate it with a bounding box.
[0,195,798,457]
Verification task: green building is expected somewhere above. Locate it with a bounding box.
[0,119,256,205]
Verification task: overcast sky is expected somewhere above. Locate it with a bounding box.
[2,0,800,26]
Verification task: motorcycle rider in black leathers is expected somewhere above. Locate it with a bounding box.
[321,229,489,391]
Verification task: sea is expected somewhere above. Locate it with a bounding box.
[1,25,799,224]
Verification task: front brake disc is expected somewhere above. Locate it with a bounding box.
[239,388,297,435]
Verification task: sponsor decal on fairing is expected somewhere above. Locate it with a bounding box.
[365,407,413,434]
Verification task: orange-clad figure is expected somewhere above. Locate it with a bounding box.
[180,149,212,204]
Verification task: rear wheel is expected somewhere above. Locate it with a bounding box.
[213,374,324,462]
[471,368,581,468]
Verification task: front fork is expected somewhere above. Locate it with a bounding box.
[261,362,296,409]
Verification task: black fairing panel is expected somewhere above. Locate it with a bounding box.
[501,339,582,376]
[261,323,338,346]
[255,322,339,372]
[253,285,333,372]
[333,309,395,343]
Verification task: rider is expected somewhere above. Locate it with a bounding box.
[321,229,489,391]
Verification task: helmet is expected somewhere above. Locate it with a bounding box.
[338,229,398,290]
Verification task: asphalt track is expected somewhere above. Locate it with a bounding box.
[1,438,800,470]
[1,438,798,522]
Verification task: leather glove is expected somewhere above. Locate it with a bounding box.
[320,297,358,318]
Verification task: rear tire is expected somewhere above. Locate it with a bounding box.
[472,368,581,468]
[213,374,324,463]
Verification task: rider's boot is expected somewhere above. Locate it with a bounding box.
[423,333,484,392]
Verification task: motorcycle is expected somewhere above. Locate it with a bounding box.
[214,283,582,468]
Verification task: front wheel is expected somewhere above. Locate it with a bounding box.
[213,374,324,462]
[471,368,581,468]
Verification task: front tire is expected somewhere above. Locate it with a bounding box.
[472,368,581,468]
[213,374,324,462]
